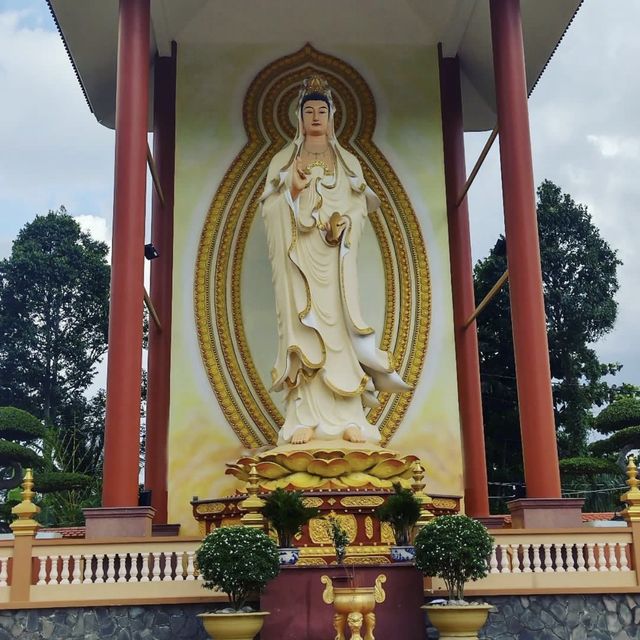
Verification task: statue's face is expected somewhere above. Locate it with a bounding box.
[302,100,329,137]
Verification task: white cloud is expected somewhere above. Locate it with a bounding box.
[0,10,114,224]
[587,134,640,159]
[74,214,111,247]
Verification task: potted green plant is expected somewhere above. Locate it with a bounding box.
[195,525,280,640]
[414,515,494,640]
[326,515,351,565]
[375,482,421,561]
[261,487,320,564]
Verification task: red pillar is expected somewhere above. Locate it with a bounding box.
[102,0,151,507]
[439,55,490,517]
[490,0,561,498]
[145,44,177,524]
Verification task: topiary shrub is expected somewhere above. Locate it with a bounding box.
[0,408,45,441]
[261,488,319,548]
[590,426,640,457]
[196,526,280,611]
[415,515,493,602]
[559,456,620,476]
[595,397,640,434]
[0,440,42,468]
[375,482,421,545]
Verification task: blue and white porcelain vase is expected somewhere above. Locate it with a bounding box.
[390,545,416,563]
[278,547,300,565]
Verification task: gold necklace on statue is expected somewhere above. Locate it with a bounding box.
[302,145,334,176]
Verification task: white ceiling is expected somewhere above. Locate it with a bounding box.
[47,0,581,131]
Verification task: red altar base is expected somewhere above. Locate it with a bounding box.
[260,563,426,640]
[191,489,460,564]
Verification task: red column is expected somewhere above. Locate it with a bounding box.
[145,44,177,524]
[102,0,151,507]
[490,0,561,498]
[439,55,490,517]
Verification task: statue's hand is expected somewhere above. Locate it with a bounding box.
[291,158,310,200]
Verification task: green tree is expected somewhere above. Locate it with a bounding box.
[474,181,621,491]
[0,209,110,427]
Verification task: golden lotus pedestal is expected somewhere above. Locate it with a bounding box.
[192,441,461,564]
[321,574,386,640]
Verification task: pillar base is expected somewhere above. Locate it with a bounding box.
[83,507,156,538]
[507,498,584,529]
[476,515,508,529]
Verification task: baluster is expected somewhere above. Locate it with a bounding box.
[489,545,499,574]
[49,556,61,584]
[607,543,620,572]
[185,551,196,581]
[532,545,543,573]
[554,544,565,573]
[620,543,630,572]
[576,544,587,572]
[95,554,105,583]
[499,545,510,573]
[162,552,174,582]
[522,545,532,573]
[116,554,128,583]
[543,544,554,573]
[140,552,150,582]
[0,558,8,587]
[510,545,521,573]
[71,554,82,584]
[60,555,70,585]
[151,552,162,582]
[106,554,116,583]
[37,556,48,585]
[174,552,185,581]
[586,543,597,572]
[82,555,93,584]
[565,544,576,572]
[597,543,608,572]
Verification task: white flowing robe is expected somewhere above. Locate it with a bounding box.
[260,143,409,444]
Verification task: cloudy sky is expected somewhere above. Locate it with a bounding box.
[1,0,639,392]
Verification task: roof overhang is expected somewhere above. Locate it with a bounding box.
[47,0,581,131]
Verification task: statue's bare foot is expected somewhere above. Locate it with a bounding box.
[291,426,314,444]
[343,426,366,443]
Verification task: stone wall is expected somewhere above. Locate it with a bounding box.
[2,595,640,639]
[0,604,213,640]
[425,594,640,640]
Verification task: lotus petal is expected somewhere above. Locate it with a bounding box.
[225,465,248,481]
[341,472,374,487]
[287,472,324,489]
[308,458,351,478]
[344,451,377,472]
[274,450,315,472]
[236,456,258,467]
[255,461,290,479]
[369,458,408,479]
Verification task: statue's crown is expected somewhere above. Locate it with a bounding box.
[302,74,331,98]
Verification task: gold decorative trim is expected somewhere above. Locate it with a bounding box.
[380,522,395,545]
[302,497,324,508]
[309,514,357,544]
[300,546,391,556]
[365,516,374,540]
[297,557,328,566]
[340,496,384,508]
[344,556,390,565]
[194,44,431,447]
[195,503,226,515]
[432,498,459,510]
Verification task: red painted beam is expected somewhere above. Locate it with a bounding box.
[102,0,151,507]
[145,44,177,524]
[439,54,490,517]
[490,0,561,498]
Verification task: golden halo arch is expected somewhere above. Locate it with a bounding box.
[194,44,430,448]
